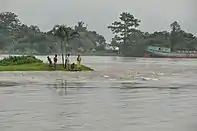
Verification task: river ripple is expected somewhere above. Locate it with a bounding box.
[0,55,197,131]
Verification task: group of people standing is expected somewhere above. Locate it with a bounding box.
[47,54,81,71]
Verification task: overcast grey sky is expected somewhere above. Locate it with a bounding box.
[0,0,197,41]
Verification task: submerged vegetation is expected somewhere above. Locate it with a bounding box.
[0,55,93,71]
[0,12,196,57]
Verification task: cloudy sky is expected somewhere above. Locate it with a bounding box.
[0,0,197,41]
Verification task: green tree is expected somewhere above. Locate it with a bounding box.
[170,21,181,50]
[170,21,181,32]
[147,31,170,47]
[170,21,196,51]
[75,21,87,32]
[0,12,21,34]
[29,25,40,33]
[110,35,120,49]
[108,12,140,43]
[51,25,79,67]
[108,12,141,54]
[0,12,22,52]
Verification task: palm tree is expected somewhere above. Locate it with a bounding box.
[64,27,80,54]
[51,25,79,67]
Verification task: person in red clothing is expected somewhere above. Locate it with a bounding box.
[53,54,58,69]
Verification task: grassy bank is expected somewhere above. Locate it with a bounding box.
[0,63,93,71]
[0,55,93,71]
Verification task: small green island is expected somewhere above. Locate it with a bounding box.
[0,55,93,71]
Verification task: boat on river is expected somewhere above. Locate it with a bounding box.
[144,46,197,58]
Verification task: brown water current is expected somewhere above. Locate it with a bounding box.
[0,55,197,131]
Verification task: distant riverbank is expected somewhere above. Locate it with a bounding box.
[0,51,119,57]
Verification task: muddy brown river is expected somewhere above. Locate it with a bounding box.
[0,55,197,131]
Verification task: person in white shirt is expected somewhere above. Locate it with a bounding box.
[65,53,70,69]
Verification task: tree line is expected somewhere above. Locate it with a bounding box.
[0,12,196,57]
[0,12,107,55]
[108,12,197,56]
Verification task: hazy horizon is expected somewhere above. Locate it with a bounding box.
[1,0,197,41]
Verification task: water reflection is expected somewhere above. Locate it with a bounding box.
[53,79,68,89]
[0,81,19,87]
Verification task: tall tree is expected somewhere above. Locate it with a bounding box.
[110,36,120,49]
[51,25,79,67]
[0,12,21,31]
[75,21,87,32]
[29,25,40,33]
[108,12,141,55]
[170,21,181,50]
[170,21,181,32]
[63,27,80,54]
[108,12,141,45]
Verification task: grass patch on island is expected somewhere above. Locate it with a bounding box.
[0,56,93,71]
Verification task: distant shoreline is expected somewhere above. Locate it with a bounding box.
[0,51,119,57]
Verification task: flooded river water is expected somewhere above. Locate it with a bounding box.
[0,55,197,131]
